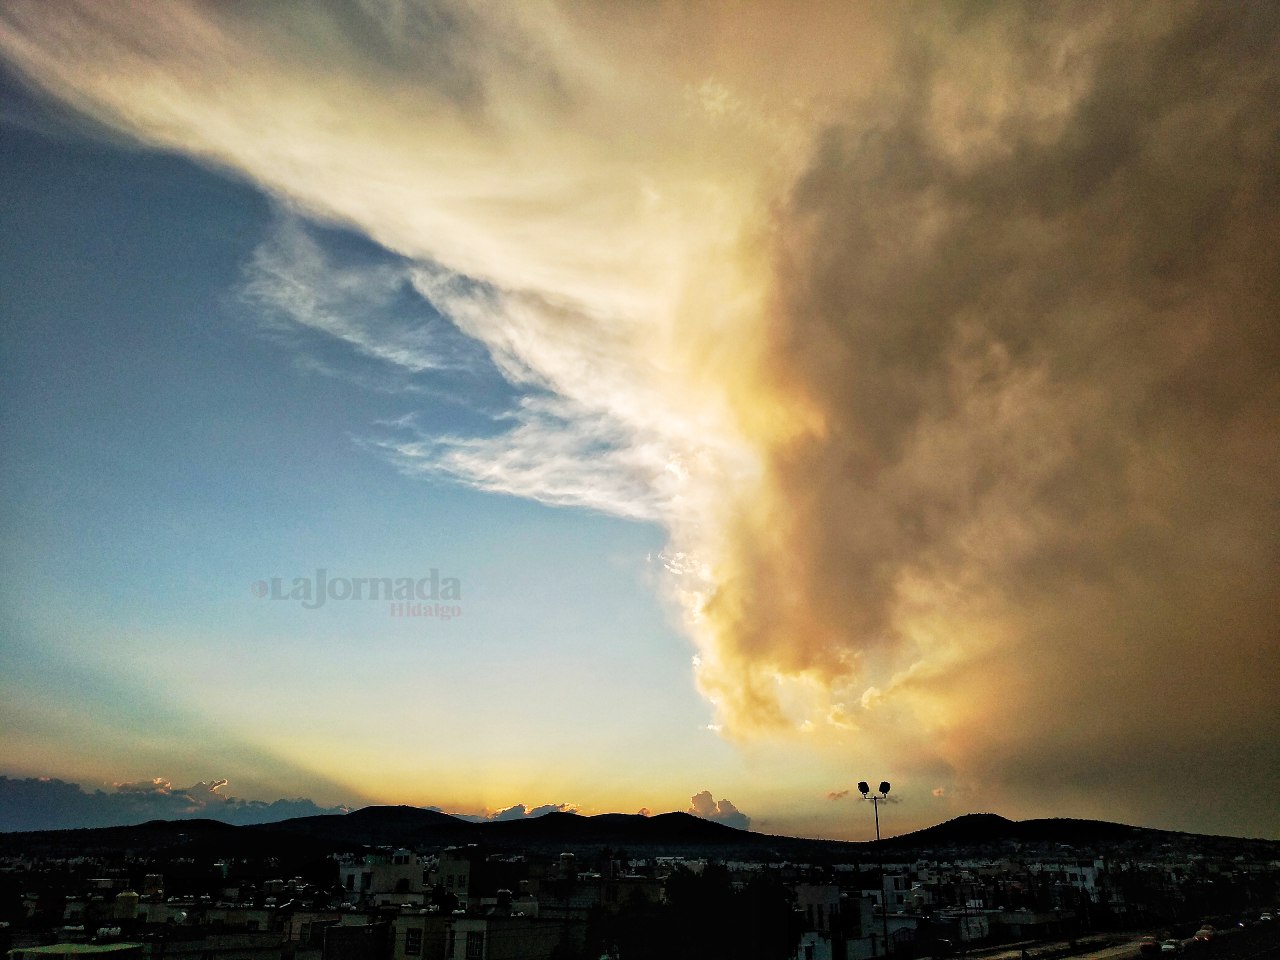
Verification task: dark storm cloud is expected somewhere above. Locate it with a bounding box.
[700,1,1280,833]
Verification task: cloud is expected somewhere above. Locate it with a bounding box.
[723,3,1280,834]
[827,790,851,801]
[932,788,947,798]
[423,805,482,823]
[1,1,1276,836]
[243,219,462,374]
[0,776,348,831]
[366,392,672,522]
[487,802,577,821]
[688,790,751,831]
[423,802,577,823]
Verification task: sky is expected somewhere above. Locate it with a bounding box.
[0,1,1277,841]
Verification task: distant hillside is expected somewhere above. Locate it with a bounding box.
[3,807,1276,862]
[255,804,470,847]
[884,813,1145,849]
[256,806,818,858]
[0,817,323,858]
[477,810,749,847]
[884,813,1278,858]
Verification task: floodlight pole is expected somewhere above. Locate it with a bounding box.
[860,781,893,957]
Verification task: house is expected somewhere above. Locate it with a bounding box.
[447,916,580,960]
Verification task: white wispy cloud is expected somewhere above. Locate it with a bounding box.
[242,218,476,375]
[365,392,669,522]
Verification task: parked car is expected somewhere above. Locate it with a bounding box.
[1139,936,1162,956]
[1193,928,1214,943]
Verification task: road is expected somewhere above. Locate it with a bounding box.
[956,924,1280,960]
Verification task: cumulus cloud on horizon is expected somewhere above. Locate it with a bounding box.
[688,790,751,831]
[0,776,349,832]
[1,0,1276,836]
[487,802,578,821]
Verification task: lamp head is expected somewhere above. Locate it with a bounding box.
[879,781,891,795]
[858,781,870,796]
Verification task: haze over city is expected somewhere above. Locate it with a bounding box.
[1,2,1277,842]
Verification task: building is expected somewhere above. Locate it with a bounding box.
[340,850,428,902]
[390,913,451,960]
[447,917,574,960]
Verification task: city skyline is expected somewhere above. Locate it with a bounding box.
[1,2,1277,842]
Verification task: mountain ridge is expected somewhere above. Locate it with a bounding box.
[3,806,1276,862]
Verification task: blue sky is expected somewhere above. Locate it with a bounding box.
[0,76,756,827]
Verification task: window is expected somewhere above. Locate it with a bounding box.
[466,930,485,959]
[406,927,422,956]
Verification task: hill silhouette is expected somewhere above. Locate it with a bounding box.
[255,806,786,857]
[2,808,1276,861]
